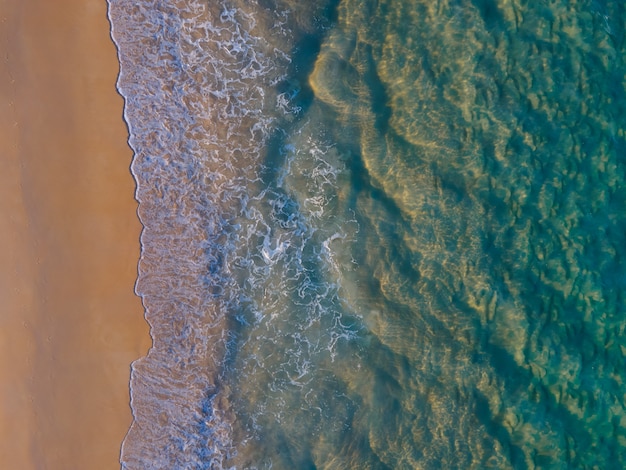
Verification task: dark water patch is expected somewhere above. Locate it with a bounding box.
[472,0,505,31]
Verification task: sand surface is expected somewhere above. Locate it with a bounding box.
[0,0,151,468]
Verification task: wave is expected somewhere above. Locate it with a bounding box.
[107,0,348,467]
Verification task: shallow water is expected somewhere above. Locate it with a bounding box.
[108,0,626,468]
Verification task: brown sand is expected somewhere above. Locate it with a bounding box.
[0,0,151,468]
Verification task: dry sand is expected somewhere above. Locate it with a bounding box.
[0,0,151,468]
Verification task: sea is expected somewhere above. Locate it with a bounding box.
[107,0,626,468]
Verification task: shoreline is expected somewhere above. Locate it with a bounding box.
[0,0,150,468]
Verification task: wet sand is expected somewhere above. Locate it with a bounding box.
[0,0,150,468]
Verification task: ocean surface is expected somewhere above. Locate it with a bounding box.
[107,0,626,468]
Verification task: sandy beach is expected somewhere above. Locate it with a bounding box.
[0,0,150,468]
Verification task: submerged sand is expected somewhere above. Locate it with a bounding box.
[0,0,150,468]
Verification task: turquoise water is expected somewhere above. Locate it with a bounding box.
[109,0,626,468]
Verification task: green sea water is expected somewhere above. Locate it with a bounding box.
[221,0,626,468]
[111,0,626,467]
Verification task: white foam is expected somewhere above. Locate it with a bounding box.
[109,0,362,467]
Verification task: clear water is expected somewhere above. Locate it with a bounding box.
[108,0,626,468]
